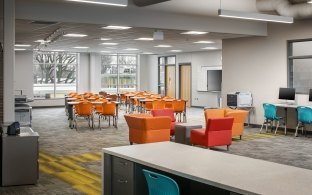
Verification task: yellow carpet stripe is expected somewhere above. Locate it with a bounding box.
[58,159,86,170]
[66,155,88,163]
[79,153,101,161]
[73,184,101,195]
[39,162,57,174]
[76,169,101,183]
[46,161,74,172]
[39,152,59,162]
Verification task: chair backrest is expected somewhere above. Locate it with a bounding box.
[172,100,185,112]
[76,102,93,115]
[297,106,312,124]
[95,99,108,113]
[152,100,166,109]
[263,103,277,120]
[205,117,234,135]
[143,169,179,195]
[107,94,118,101]
[204,109,225,123]
[151,109,175,122]
[102,102,116,115]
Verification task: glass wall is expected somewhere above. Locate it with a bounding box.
[101,54,137,93]
[33,51,78,99]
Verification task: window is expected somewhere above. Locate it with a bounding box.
[288,39,312,94]
[101,54,137,93]
[33,51,78,99]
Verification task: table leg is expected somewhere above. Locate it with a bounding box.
[68,104,74,129]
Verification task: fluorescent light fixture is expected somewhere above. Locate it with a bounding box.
[35,40,51,43]
[15,48,26,51]
[135,37,154,41]
[194,41,214,44]
[66,0,127,7]
[73,46,89,49]
[33,49,39,51]
[64,33,88,37]
[170,50,182,52]
[101,42,119,45]
[218,9,293,24]
[102,25,132,30]
[154,45,172,48]
[201,47,218,50]
[142,52,154,55]
[101,51,112,53]
[51,49,65,52]
[106,47,117,49]
[124,48,139,51]
[100,38,112,41]
[181,31,208,35]
[309,0,312,3]
[15,44,31,47]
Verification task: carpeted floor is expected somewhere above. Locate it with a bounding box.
[1,106,312,194]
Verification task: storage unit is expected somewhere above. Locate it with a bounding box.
[1,127,39,186]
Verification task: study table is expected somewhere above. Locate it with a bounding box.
[102,142,312,195]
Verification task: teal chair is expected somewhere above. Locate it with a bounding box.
[295,106,312,137]
[260,103,286,135]
[143,169,180,195]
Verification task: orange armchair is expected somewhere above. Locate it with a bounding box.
[124,114,171,145]
[204,108,248,139]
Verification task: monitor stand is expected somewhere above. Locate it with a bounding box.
[282,100,295,105]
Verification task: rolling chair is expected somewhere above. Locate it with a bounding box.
[295,106,312,137]
[143,169,179,195]
[260,103,286,135]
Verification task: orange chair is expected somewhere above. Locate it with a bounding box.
[107,94,118,101]
[74,102,94,130]
[172,99,186,122]
[143,99,155,113]
[124,114,171,145]
[152,100,166,110]
[204,108,248,139]
[99,102,117,128]
[94,99,108,115]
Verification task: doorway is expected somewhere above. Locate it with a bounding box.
[179,64,191,107]
[165,65,176,98]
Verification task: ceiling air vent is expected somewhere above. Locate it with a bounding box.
[30,21,58,25]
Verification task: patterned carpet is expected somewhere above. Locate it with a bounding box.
[1,106,312,194]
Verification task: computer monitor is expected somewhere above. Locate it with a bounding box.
[309,89,312,102]
[278,88,295,101]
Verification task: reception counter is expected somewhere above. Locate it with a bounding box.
[102,142,312,195]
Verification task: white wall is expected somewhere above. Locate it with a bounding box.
[78,53,90,93]
[222,20,312,125]
[139,54,158,93]
[15,51,33,98]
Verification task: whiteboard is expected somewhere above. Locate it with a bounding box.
[197,66,222,91]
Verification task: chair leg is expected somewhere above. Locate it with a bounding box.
[130,142,133,145]
[240,135,242,140]
[260,122,264,133]
[274,120,279,135]
[108,116,111,126]
[295,123,300,137]
[98,115,101,129]
[227,145,230,151]
[265,121,268,133]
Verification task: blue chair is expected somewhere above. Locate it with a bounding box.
[260,103,286,135]
[295,106,312,137]
[143,169,180,195]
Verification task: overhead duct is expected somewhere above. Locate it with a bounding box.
[132,0,170,7]
[256,0,312,19]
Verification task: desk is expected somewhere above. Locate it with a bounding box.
[274,103,298,133]
[103,142,312,195]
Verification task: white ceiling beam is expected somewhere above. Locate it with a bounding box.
[15,0,267,36]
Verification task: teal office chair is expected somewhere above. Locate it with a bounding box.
[295,106,312,137]
[260,103,286,135]
[143,169,180,195]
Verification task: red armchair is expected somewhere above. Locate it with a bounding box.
[151,109,176,135]
[190,117,234,150]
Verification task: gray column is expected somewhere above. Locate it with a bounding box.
[3,0,15,122]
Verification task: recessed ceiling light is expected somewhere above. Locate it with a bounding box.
[194,41,215,44]
[100,38,112,41]
[102,25,132,30]
[135,37,154,41]
[34,40,51,43]
[15,48,27,51]
[101,51,112,53]
[142,52,154,55]
[124,48,139,51]
[101,42,119,45]
[64,33,88,37]
[309,0,312,3]
[181,31,208,35]
[154,45,172,48]
[15,44,31,47]
[51,49,65,52]
[65,0,127,7]
[106,47,117,49]
[201,47,218,50]
[170,50,182,52]
[73,46,89,49]
[33,49,39,51]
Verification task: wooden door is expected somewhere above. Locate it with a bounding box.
[180,65,191,107]
[165,66,176,98]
